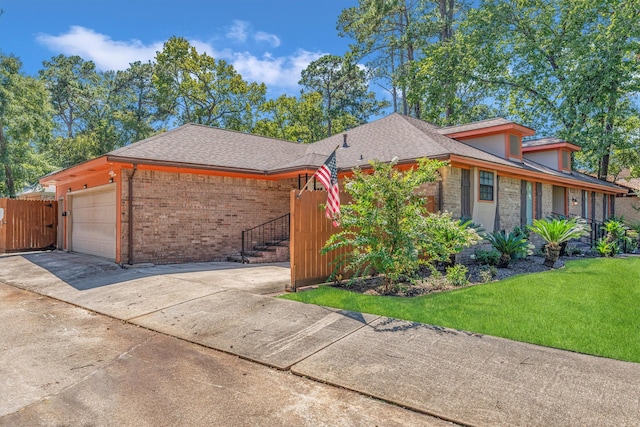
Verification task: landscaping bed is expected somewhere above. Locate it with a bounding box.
[329,253,593,297]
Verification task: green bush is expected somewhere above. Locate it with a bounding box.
[322,158,481,290]
[474,249,501,266]
[446,264,469,286]
[528,217,590,267]
[479,265,498,283]
[484,230,533,268]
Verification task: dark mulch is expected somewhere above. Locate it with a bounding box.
[331,254,595,297]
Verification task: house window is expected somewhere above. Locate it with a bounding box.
[509,135,521,158]
[521,181,533,226]
[561,151,570,170]
[581,190,588,219]
[479,171,494,201]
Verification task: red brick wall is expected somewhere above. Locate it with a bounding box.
[121,169,297,264]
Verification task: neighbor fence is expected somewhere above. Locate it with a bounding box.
[0,199,58,253]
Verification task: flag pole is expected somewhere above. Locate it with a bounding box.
[296,145,340,199]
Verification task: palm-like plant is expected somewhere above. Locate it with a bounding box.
[528,217,590,267]
[484,230,533,268]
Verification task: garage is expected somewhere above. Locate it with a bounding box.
[69,185,116,260]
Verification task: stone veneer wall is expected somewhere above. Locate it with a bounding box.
[121,169,297,264]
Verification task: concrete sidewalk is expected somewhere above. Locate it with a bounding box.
[2,251,639,426]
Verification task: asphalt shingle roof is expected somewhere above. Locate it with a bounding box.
[98,113,625,193]
[108,124,307,173]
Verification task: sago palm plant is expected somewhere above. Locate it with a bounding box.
[528,217,590,267]
[484,230,532,268]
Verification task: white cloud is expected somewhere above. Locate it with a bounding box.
[36,26,164,71]
[226,20,249,43]
[36,25,324,94]
[254,31,280,48]
[231,49,324,91]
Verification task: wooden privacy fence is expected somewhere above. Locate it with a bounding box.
[289,190,351,291]
[0,199,58,253]
[289,191,436,291]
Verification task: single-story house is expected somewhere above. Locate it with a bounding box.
[609,169,640,224]
[40,113,626,264]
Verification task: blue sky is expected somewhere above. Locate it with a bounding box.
[0,0,357,96]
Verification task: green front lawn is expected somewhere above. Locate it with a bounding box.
[280,257,640,363]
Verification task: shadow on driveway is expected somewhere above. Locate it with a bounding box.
[1,250,290,294]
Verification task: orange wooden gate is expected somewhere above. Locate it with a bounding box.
[289,190,435,291]
[0,199,58,253]
[289,190,351,291]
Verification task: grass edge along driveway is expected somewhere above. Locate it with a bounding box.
[280,257,640,364]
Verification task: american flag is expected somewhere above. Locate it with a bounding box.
[314,150,340,227]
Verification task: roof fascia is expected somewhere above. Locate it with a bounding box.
[522,142,581,153]
[443,123,536,139]
[449,154,625,194]
[39,156,110,184]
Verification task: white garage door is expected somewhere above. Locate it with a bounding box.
[70,186,116,260]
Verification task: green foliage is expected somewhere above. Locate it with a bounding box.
[484,230,532,268]
[528,217,590,266]
[528,217,590,246]
[599,218,636,255]
[474,249,500,266]
[596,238,616,257]
[479,265,498,283]
[446,264,469,287]
[299,54,389,137]
[154,36,266,130]
[0,53,53,197]
[322,158,480,289]
[456,0,640,177]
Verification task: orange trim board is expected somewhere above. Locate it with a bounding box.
[449,155,624,195]
[444,123,536,140]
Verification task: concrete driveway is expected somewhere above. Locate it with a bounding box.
[1,251,639,426]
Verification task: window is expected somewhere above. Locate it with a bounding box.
[521,181,534,226]
[561,151,570,170]
[509,135,521,158]
[581,190,588,219]
[479,171,494,201]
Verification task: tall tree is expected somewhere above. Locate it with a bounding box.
[115,61,158,143]
[338,0,427,117]
[253,92,327,143]
[153,36,266,130]
[0,54,52,197]
[458,0,640,178]
[299,54,389,137]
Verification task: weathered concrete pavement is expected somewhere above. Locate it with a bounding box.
[1,251,639,426]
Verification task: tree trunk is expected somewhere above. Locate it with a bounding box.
[497,253,511,269]
[544,244,561,268]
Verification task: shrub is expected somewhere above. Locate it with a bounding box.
[322,158,481,290]
[446,264,469,286]
[596,237,616,257]
[474,249,501,266]
[479,265,497,283]
[528,217,590,267]
[484,230,533,268]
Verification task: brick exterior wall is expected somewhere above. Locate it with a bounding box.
[121,169,297,264]
[498,176,520,232]
[541,183,554,218]
[616,196,640,224]
[440,166,461,215]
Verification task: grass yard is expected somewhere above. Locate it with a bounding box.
[280,257,640,363]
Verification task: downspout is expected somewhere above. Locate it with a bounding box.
[128,164,138,265]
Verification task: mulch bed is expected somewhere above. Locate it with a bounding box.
[330,254,595,297]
